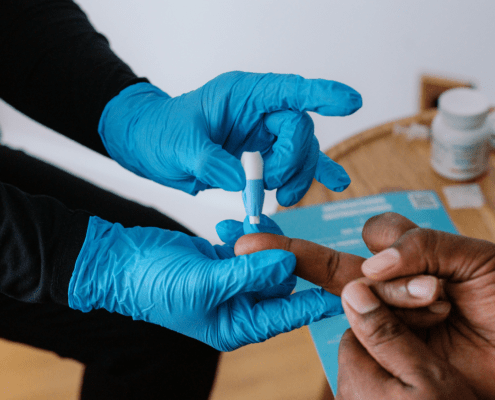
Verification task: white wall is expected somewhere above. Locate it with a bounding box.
[2,0,495,242]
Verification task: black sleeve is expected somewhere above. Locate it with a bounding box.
[0,0,149,156]
[0,182,91,305]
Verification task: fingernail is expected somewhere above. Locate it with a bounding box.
[428,301,451,314]
[407,276,437,299]
[342,281,381,314]
[362,248,400,278]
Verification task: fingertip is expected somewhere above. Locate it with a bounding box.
[361,213,419,255]
[342,280,381,315]
[243,214,285,235]
[215,219,244,246]
[234,232,289,257]
[315,153,351,192]
[288,289,344,326]
[406,275,439,301]
[275,187,302,207]
[347,91,363,114]
[318,289,345,317]
[428,301,451,314]
[315,81,363,116]
[333,82,362,114]
[362,248,401,280]
[332,181,351,193]
[234,234,255,256]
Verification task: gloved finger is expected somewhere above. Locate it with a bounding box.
[215,219,245,247]
[361,212,418,255]
[235,233,365,296]
[213,244,236,260]
[191,142,246,192]
[190,236,223,259]
[274,136,320,207]
[255,274,297,301]
[208,249,296,306]
[341,280,451,386]
[263,111,314,191]
[394,301,451,329]
[314,152,351,193]
[253,74,362,116]
[242,215,284,235]
[216,216,292,300]
[215,214,283,247]
[244,288,344,342]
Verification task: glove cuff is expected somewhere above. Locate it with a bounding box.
[68,216,116,312]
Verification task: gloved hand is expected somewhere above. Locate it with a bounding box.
[68,216,344,351]
[216,213,344,315]
[98,71,362,206]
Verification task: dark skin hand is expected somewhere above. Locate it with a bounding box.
[235,212,495,399]
[339,212,495,399]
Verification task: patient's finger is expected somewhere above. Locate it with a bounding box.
[235,233,445,308]
[358,275,441,308]
[362,212,418,255]
[235,233,364,296]
[394,301,451,328]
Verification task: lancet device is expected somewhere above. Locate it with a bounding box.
[241,151,265,224]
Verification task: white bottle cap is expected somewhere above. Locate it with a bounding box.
[439,88,490,129]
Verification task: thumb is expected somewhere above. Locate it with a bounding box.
[215,214,284,247]
[314,151,351,193]
[192,142,246,191]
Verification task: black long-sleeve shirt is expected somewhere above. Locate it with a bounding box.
[0,0,148,305]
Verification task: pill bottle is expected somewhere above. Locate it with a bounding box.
[430,88,492,181]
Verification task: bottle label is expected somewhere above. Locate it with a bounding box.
[431,138,488,179]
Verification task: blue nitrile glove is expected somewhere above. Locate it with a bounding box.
[215,214,344,315]
[98,71,362,207]
[68,216,343,351]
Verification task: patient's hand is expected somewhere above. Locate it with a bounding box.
[337,212,495,399]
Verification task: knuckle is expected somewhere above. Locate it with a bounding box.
[400,227,430,248]
[414,361,450,385]
[398,228,441,274]
[380,280,406,302]
[362,312,408,347]
[322,250,341,290]
[283,237,293,254]
[403,359,460,400]
[339,329,355,349]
